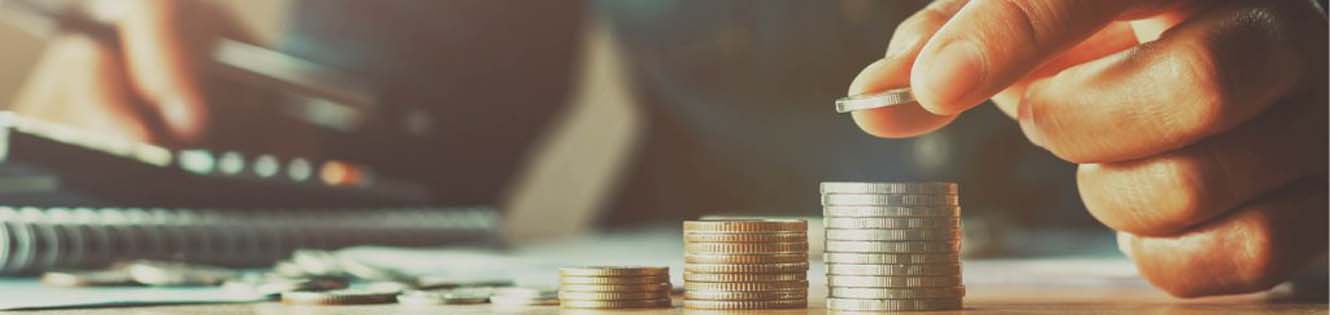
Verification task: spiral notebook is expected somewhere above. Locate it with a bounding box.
[0,113,501,275]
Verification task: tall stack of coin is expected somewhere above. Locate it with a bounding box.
[557,266,672,309]
[820,182,964,312]
[683,219,809,310]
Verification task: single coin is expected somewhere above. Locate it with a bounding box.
[683,299,806,310]
[560,266,669,277]
[825,297,962,311]
[821,194,958,206]
[829,286,966,299]
[397,288,492,305]
[825,228,959,241]
[826,275,962,288]
[826,263,961,276]
[820,182,957,194]
[683,289,807,301]
[684,262,809,273]
[833,87,916,114]
[558,291,669,301]
[683,219,807,233]
[823,252,959,264]
[825,240,960,253]
[560,275,669,285]
[823,206,961,217]
[559,282,671,292]
[281,289,398,305]
[685,242,808,254]
[684,272,805,282]
[684,232,807,243]
[684,280,807,292]
[823,217,959,229]
[126,260,236,286]
[41,270,134,287]
[493,287,558,299]
[365,281,413,294]
[490,295,559,306]
[560,298,671,309]
[685,253,808,264]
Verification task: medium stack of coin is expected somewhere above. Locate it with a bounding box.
[683,219,809,310]
[820,182,964,312]
[557,266,671,309]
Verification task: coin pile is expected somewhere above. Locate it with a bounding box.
[557,266,671,309]
[682,219,809,310]
[821,182,964,311]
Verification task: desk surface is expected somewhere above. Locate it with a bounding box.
[10,284,1324,315]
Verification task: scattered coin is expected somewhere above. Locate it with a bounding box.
[41,270,135,287]
[825,297,962,311]
[414,276,513,290]
[222,274,348,296]
[833,87,916,114]
[281,289,398,305]
[490,287,560,306]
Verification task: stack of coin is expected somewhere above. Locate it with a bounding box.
[820,182,964,312]
[557,266,671,309]
[683,219,809,310]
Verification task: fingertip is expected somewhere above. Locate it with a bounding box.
[850,104,957,138]
[910,40,986,116]
[161,96,207,142]
[847,58,895,96]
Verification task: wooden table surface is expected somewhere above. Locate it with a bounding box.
[8,283,1324,315]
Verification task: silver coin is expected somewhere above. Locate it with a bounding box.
[823,206,961,217]
[824,217,959,229]
[820,182,957,194]
[826,297,962,311]
[826,275,962,288]
[834,87,916,113]
[826,263,961,276]
[822,194,958,206]
[281,288,398,305]
[825,240,960,253]
[823,252,959,265]
[829,286,966,299]
[126,260,235,286]
[397,288,492,305]
[41,269,134,287]
[825,228,960,241]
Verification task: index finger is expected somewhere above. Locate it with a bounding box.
[846,0,964,138]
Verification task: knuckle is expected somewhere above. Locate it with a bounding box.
[1166,39,1231,136]
[1078,157,1214,237]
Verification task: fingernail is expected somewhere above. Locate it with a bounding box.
[1017,101,1046,148]
[162,97,201,139]
[916,40,984,114]
[1116,232,1135,259]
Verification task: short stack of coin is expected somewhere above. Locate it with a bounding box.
[683,219,809,310]
[820,182,964,312]
[557,266,671,309]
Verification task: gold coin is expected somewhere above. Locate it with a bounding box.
[683,299,806,310]
[824,240,960,253]
[824,228,960,241]
[683,219,806,233]
[826,263,961,276]
[558,291,670,301]
[684,232,807,243]
[560,298,672,309]
[825,297,962,311]
[684,272,805,282]
[683,280,807,292]
[823,205,961,217]
[685,253,808,264]
[819,182,958,195]
[280,289,397,305]
[829,286,966,299]
[559,282,671,292]
[825,275,962,288]
[823,253,958,264]
[684,262,809,273]
[559,266,668,277]
[560,275,669,285]
[683,288,807,301]
[823,217,959,229]
[685,242,808,254]
[821,194,959,206]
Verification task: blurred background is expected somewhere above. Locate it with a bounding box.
[0,0,1104,258]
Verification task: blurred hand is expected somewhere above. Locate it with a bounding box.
[12,0,243,145]
[849,0,1327,297]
